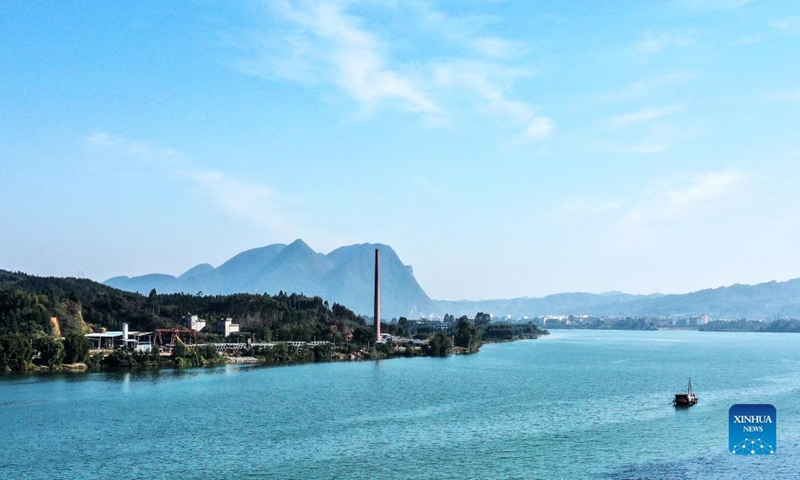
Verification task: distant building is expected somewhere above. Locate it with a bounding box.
[183,314,206,332]
[216,318,240,337]
[86,322,154,351]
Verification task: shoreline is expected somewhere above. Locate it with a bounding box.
[2,333,551,376]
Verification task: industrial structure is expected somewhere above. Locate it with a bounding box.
[86,322,154,351]
[183,314,206,332]
[216,318,240,337]
[374,248,381,341]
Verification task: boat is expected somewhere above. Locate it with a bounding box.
[673,378,698,407]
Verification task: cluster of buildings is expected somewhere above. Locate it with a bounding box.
[85,315,242,352]
[182,314,240,336]
[86,323,155,352]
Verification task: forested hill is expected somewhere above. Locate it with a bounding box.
[0,269,373,343]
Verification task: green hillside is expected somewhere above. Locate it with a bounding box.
[0,269,374,371]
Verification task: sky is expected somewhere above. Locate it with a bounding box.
[1,0,800,301]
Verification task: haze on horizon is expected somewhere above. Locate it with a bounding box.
[1,1,799,301]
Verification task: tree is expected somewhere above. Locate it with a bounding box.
[33,334,65,368]
[426,332,452,357]
[147,288,160,315]
[0,333,34,371]
[173,340,187,358]
[63,332,91,364]
[351,325,375,345]
[397,317,409,337]
[475,312,491,327]
[454,316,480,352]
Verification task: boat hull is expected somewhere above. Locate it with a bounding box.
[673,393,698,407]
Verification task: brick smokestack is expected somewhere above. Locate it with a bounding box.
[374,248,380,341]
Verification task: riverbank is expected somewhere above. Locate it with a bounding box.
[3,331,551,375]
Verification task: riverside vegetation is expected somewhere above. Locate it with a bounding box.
[0,269,547,372]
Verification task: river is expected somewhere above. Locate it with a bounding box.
[1,330,798,479]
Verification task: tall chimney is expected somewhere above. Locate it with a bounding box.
[374,248,381,341]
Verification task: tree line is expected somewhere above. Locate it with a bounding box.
[0,269,372,372]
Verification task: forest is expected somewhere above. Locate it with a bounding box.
[0,269,370,371]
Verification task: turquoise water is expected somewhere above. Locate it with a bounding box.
[2,330,799,479]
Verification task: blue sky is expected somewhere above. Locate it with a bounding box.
[1,0,799,300]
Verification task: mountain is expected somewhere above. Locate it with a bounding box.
[105,240,432,318]
[105,240,800,319]
[431,280,800,319]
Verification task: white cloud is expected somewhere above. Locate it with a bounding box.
[763,89,800,102]
[607,105,684,127]
[191,170,293,234]
[272,2,438,115]
[524,117,555,140]
[613,144,671,155]
[665,170,746,208]
[552,198,628,224]
[737,36,762,46]
[83,132,183,157]
[621,169,747,228]
[636,31,696,55]
[472,37,524,59]
[234,1,550,140]
[770,15,800,32]
[84,131,292,234]
[431,60,552,140]
[676,0,754,10]
[594,72,698,103]
[554,169,747,232]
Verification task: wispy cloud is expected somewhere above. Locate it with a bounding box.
[622,169,747,229]
[611,143,671,155]
[593,72,698,103]
[636,31,696,55]
[770,15,800,32]
[606,105,685,127]
[664,170,746,209]
[263,1,438,115]
[737,36,762,46]
[431,60,554,141]
[524,117,555,140]
[472,38,525,59]
[232,0,551,140]
[190,170,293,234]
[554,169,747,230]
[762,88,800,103]
[84,132,293,235]
[85,132,167,157]
[598,110,693,155]
[551,198,628,224]
[676,0,754,10]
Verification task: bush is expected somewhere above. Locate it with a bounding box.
[33,334,65,367]
[63,332,91,363]
[426,333,452,357]
[0,333,34,371]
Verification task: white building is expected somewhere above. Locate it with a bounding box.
[216,318,240,337]
[183,314,206,332]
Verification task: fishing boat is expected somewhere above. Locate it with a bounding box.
[673,378,698,407]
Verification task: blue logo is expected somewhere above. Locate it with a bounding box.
[729,404,776,455]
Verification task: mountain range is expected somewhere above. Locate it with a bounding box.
[105,240,433,318]
[105,240,800,320]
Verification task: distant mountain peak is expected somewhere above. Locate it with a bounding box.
[179,263,214,280]
[104,240,432,317]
